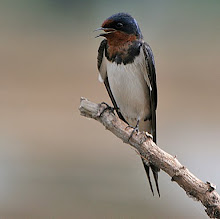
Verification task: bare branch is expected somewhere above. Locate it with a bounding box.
[79,97,220,218]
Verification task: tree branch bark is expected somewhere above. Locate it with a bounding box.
[79,97,220,218]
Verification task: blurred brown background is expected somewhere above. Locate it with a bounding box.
[0,0,220,218]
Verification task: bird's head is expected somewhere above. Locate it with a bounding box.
[95,13,143,42]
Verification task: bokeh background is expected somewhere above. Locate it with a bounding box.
[0,0,220,218]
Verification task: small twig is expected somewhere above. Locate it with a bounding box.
[79,97,220,218]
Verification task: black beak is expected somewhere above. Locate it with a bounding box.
[94,27,116,38]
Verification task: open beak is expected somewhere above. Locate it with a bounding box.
[94,27,116,38]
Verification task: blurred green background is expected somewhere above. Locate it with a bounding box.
[0,0,220,218]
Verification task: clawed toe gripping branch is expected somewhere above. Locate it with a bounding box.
[79,97,220,218]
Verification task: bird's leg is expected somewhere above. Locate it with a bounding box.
[98,102,118,117]
[127,119,140,141]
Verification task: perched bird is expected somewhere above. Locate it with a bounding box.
[96,13,160,196]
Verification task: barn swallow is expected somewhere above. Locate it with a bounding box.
[96,13,160,196]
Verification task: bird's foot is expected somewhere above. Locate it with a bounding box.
[98,102,117,117]
[128,126,139,141]
[126,120,140,142]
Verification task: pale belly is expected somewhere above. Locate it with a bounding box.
[107,60,151,132]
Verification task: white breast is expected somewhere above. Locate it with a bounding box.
[107,51,151,130]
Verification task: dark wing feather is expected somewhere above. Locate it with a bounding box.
[97,40,107,71]
[104,79,128,123]
[142,42,160,197]
[142,42,157,142]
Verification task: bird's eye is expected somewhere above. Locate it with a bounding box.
[116,22,123,28]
